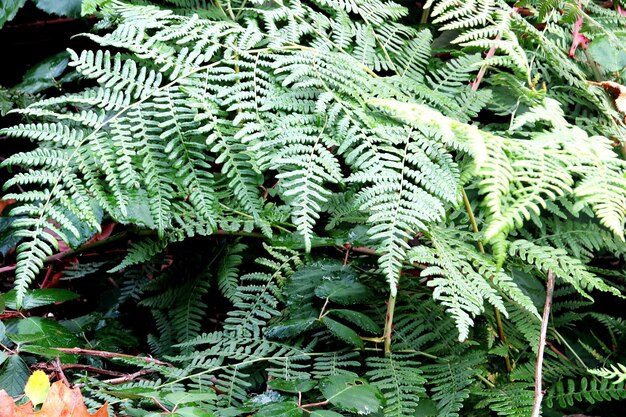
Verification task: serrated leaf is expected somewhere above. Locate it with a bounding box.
[256,402,303,417]
[327,309,380,334]
[172,407,217,417]
[2,289,79,310]
[319,375,384,415]
[588,34,626,72]
[163,390,217,405]
[0,355,29,396]
[322,317,363,348]
[315,281,373,305]
[265,318,319,339]
[310,411,345,417]
[14,52,71,94]
[267,378,318,393]
[0,0,26,28]
[32,0,82,17]
[5,317,81,350]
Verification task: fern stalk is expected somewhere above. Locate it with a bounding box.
[383,294,397,355]
[461,188,512,372]
[531,269,555,417]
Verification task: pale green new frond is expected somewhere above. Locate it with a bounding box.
[589,363,626,385]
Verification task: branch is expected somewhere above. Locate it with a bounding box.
[53,348,173,367]
[531,269,556,417]
[103,370,154,385]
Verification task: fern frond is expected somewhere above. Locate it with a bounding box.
[366,353,426,417]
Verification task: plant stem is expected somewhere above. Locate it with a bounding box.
[383,294,396,355]
[461,188,512,372]
[53,347,173,367]
[531,269,555,417]
[419,5,431,24]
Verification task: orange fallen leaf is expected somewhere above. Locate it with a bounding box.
[0,381,108,417]
[589,80,626,122]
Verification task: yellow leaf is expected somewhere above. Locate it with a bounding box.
[24,370,50,407]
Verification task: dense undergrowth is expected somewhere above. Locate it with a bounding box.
[2,0,626,415]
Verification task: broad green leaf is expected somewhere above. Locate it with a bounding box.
[164,391,217,405]
[172,408,217,417]
[32,0,82,17]
[322,317,363,348]
[5,317,81,349]
[265,318,319,339]
[14,52,71,94]
[0,217,21,256]
[413,398,438,416]
[0,355,29,396]
[310,411,345,417]
[327,309,381,334]
[2,289,79,310]
[319,375,384,415]
[0,351,7,367]
[588,34,626,73]
[315,281,373,305]
[0,0,26,28]
[268,378,318,393]
[256,402,303,417]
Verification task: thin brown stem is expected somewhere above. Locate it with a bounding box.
[103,370,154,385]
[52,357,70,387]
[33,362,143,377]
[461,188,512,372]
[301,400,329,409]
[471,33,502,91]
[531,269,555,417]
[53,348,172,367]
[383,294,397,355]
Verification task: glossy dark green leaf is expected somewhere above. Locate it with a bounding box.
[0,217,21,256]
[327,309,380,334]
[267,378,318,393]
[164,390,217,405]
[0,0,26,28]
[319,375,384,415]
[2,288,79,310]
[413,398,438,416]
[14,52,71,94]
[0,355,29,396]
[6,317,81,348]
[322,317,363,348]
[309,411,345,417]
[315,281,373,305]
[256,402,303,417]
[32,0,82,17]
[265,317,319,339]
[172,408,217,417]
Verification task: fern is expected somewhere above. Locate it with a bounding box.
[366,353,427,417]
[545,377,626,408]
[2,0,626,416]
